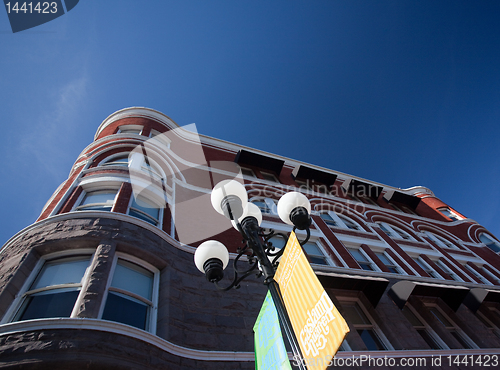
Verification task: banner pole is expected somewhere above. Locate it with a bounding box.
[268,280,307,370]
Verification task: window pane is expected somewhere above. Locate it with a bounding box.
[375,253,391,265]
[32,258,90,289]
[450,331,473,349]
[358,329,386,350]
[18,290,79,320]
[417,329,442,349]
[81,191,116,206]
[111,261,153,301]
[343,303,370,325]
[402,306,423,326]
[340,216,359,230]
[429,308,452,327]
[309,256,328,265]
[268,236,286,250]
[320,213,337,226]
[303,242,322,256]
[102,292,149,330]
[130,197,159,220]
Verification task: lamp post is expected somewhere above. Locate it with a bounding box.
[194,179,312,369]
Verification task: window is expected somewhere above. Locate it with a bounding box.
[128,195,161,226]
[342,301,391,350]
[321,212,361,230]
[118,125,143,135]
[413,257,441,279]
[375,252,403,274]
[476,309,500,339]
[428,306,477,349]
[436,260,463,281]
[424,231,460,250]
[13,256,91,321]
[349,249,377,271]
[402,305,443,349]
[75,190,118,212]
[251,198,278,215]
[320,213,338,227]
[377,222,413,240]
[295,179,311,191]
[150,129,171,148]
[479,233,500,253]
[465,263,493,285]
[102,259,157,331]
[260,171,279,183]
[438,207,463,221]
[241,167,256,178]
[101,153,130,167]
[302,241,330,265]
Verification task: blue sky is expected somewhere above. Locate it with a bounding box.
[1,1,500,245]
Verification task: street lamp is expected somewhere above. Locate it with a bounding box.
[194,179,312,369]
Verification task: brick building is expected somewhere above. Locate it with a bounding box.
[1,107,500,369]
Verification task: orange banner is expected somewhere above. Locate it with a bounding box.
[274,232,349,369]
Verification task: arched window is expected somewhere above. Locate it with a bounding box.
[424,231,460,250]
[101,153,130,167]
[320,212,361,231]
[377,222,413,241]
[479,233,500,253]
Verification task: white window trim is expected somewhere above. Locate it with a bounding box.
[98,252,159,334]
[240,167,256,178]
[375,251,406,275]
[1,249,96,325]
[250,197,278,216]
[126,193,164,228]
[436,260,463,282]
[303,239,334,267]
[149,129,171,149]
[348,248,381,272]
[73,188,120,212]
[378,222,414,241]
[424,231,460,250]
[404,304,449,349]
[465,264,494,285]
[476,310,500,338]
[327,211,361,231]
[117,124,144,135]
[414,256,443,279]
[100,152,131,167]
[340,297,394,351]
[427,304,479,349]
[438,207,463,221]
[260,171,279,183]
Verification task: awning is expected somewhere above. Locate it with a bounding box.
[463,288,500,312]
[234,150,284,175]
[316,271,389,307]
[383,190,421,210]
[292,165,338,187]
[343,179,383,199]
[389,280,469,311]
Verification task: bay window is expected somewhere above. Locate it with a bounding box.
[13,256,92,321]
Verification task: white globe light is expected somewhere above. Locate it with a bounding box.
[210,180,248,218]
[277,191,311,226]
[194,240,229,273]
[231,202,263,230]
